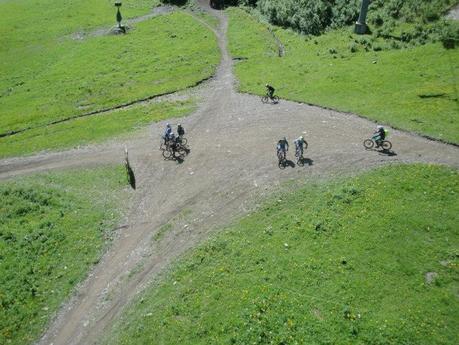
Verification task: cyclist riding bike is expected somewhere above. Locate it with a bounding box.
[163,123,173,144]
[294,136,306,156]
[168,133,178,153]
[277,137,289,160]
[266,84,275,99]
[373,125,387,147]
[177,124,185,138]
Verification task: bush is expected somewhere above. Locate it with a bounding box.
[241,0,459,35]
[438,20,459,49]
[349,43,358,53]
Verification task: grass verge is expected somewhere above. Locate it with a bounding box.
[0,99,196,158]
[105,164,458,345]
[227,8,459,143]
[1,10,219,134]
[0,166,128,345]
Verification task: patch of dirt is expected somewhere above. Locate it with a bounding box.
[447,4,459,20]
[0,1,456,345]
[70,6,175,41]
[425,272,438,284]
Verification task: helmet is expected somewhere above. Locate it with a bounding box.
[166,123,171,127]
[377,125,383,129]
[283,136,287,141]
[266,84,269,87]
[299,136,304,140]
[178,123,181,126]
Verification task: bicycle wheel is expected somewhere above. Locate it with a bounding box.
[278,159,286,169]
[363,139,374,149]
[162,148,172,159]
[179,137,188,146]
[381,140,392,150]
[297,156,304,166]
[176,146,187,157]
[272,96,279,104]
[262,96,269,104]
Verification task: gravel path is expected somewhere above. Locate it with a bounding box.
[0,1,457,345]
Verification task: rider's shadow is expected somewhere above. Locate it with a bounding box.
[299,158,314,166]
[285,159,295,168]
[175,151,190,164]
[366,147,397,157]
[378,149,397,157]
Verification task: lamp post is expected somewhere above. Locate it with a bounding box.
[355,0,370,34]
[115,1,123,31]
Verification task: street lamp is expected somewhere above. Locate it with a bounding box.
[355,0,370,34]
[114,1,125,32]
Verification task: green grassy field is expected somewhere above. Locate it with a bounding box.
[0,99,195,158]
[227,8,459,143]
[0,166,128,345]
[0,2,219,135]
[105,164,458,345]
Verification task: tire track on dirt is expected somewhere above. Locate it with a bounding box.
[0,2,457,345]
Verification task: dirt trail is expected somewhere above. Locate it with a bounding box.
[0,1,457,345]
[71,5,175,40]
[447,4,459,20]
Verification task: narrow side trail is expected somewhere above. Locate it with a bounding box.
[0,2,455,345]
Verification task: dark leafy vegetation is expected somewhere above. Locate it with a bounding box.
[0,167,127,345]
[209,0,459,43]
[106,164,459,345]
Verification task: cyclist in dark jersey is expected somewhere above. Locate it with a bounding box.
[177,124,185,138]
[277,137,289,159]
[373,125,386,147]
[266,84,275,99]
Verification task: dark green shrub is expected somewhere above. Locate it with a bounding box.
[438,20,459,49]
[221,0,459,39]
[349,43,358,53]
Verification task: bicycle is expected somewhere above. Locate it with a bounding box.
[277,149,287,169]
[295,147,304,166]
[363,136,392,151]
[261,93,280,104]
[177,135,188,146]
[162,142,187,160]
[161,136,189,160]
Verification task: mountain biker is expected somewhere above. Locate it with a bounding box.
[277,137,289,160]
[177,124,185,138]
[294,136,306,156]
[266,84,275,99]
[168,132,178,153]
[164,123,173,144]
[373,125,386,147]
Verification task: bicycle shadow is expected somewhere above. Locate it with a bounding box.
[366,148,397,156]
[279,159,295,169]
[298,158,314,166]
[379,149,397,156]
[175,149,191,164]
